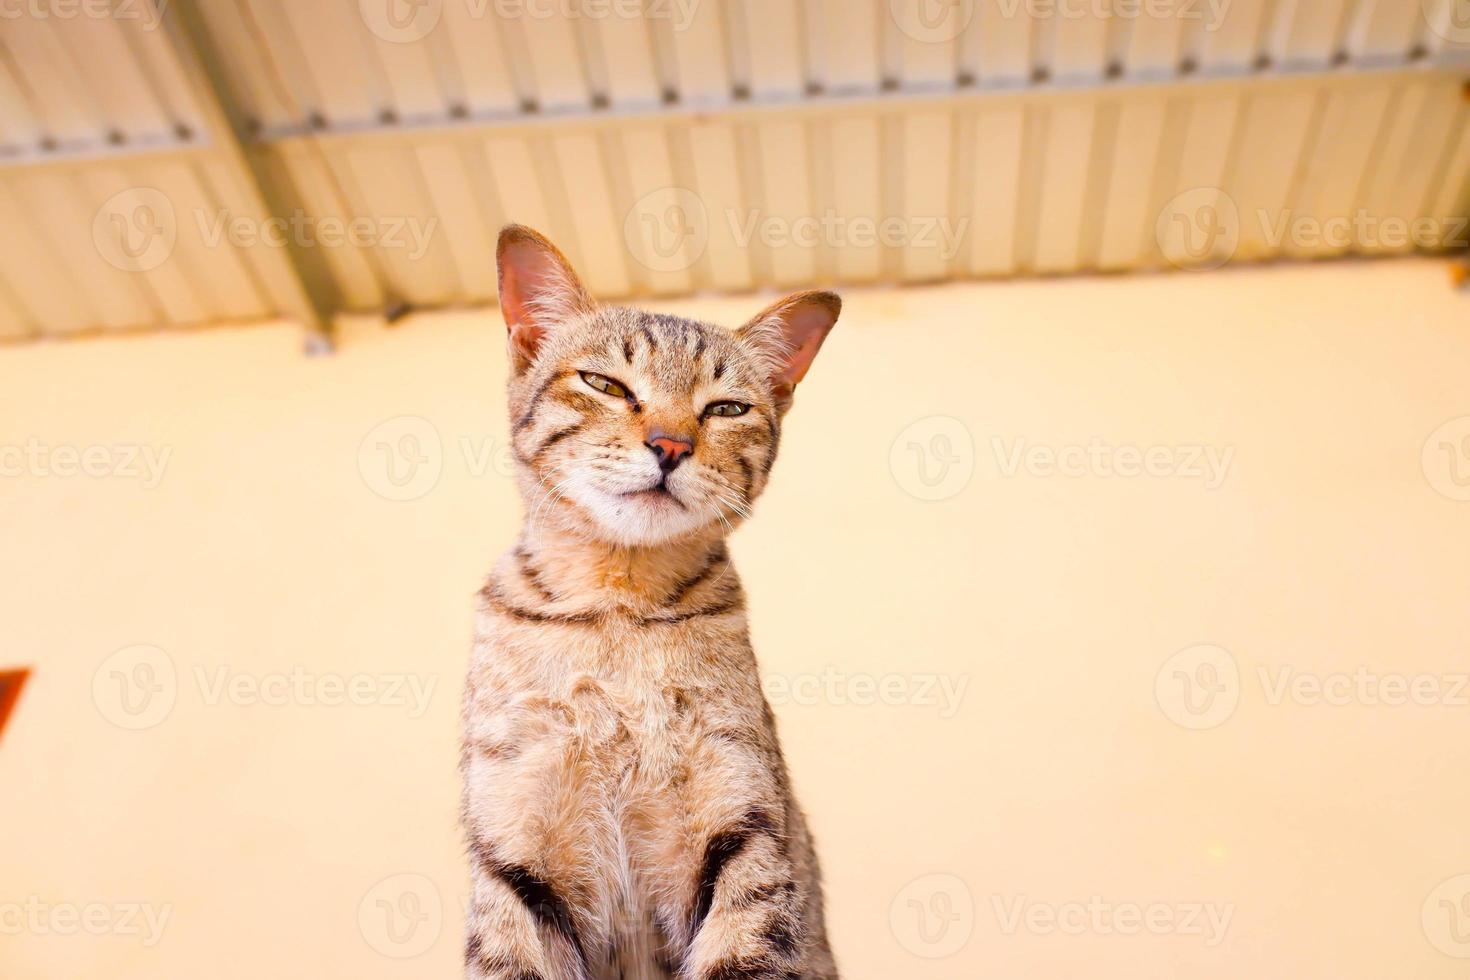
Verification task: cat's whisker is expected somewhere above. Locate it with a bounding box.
[710,489,752,522]
[527,471,578,537]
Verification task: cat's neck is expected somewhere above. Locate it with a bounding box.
[516,522,730,606]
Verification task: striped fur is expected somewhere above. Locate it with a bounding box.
[462,227,840,980]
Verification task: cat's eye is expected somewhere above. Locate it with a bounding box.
[581,372,630,399]
[704,401,749,418]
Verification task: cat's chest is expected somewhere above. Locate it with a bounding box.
[464,605,775,972]
[468,623,709,912]
[542,630,702,778]
[470,616,722,788]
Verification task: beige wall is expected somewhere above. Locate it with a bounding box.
[3,258,1470,979]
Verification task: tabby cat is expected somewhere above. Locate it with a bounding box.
[462,225,842,980]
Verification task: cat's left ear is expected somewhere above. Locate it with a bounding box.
[496,224,595,374]
[737,290,841,412]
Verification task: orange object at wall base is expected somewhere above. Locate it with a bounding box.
[0,669,30,744]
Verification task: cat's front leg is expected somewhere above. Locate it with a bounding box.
[461,692,595,980]
[464,858,588,980]
[683,807,807,980]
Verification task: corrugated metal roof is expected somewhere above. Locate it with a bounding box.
[1,0,1467,342]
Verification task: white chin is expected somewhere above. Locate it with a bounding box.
[570,483,711,546]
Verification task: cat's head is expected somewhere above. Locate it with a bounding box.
[496,225,840,548]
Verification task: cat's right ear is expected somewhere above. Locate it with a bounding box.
[496,225,594,374]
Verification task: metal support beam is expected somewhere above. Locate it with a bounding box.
[162,0,331,353]
[247,53,1470,148]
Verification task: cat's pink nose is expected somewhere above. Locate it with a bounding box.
[646,433,694,473]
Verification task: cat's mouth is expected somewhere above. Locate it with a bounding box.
[622,482,686,510]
